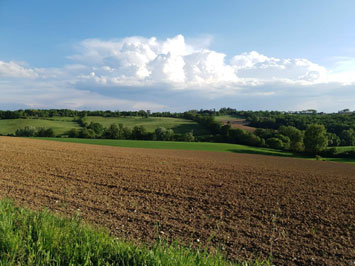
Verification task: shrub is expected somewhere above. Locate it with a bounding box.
[68,128,79,138]
[154,127,174,141]
[266,137,284,149]
[15,126,37,137]
[319,147,337,157]
[183,131,195,142]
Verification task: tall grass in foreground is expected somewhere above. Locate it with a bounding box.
[0,199,270,266]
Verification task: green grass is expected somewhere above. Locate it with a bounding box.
[85,116,208,135]
[0,118,80,136]
[335,146,355,153]
[38,137,296,157]
[0,199,270,265]
[36,138,355,164]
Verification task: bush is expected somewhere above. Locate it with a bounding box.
[154,127,174,141]
[183,131,195,142]
[68,128,79,138]
[36,128,55,137]
[266,137,284,149]
[290,141,305,152]
[336,150,355,158]
[15,126,37,137]
[319,147,337,157]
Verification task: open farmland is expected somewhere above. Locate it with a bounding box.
[0,137,354,265]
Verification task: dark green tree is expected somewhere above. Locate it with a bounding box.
[304,124,328,154]
[340,129,355,146]
[279,126,304,152]
[154,127,174,141]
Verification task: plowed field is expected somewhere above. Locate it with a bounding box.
[0,137,354,265]
[220,118,256,132]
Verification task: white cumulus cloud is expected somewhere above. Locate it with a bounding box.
[230,51,328,84]
[0,61,39,79]
[1,34,355,111]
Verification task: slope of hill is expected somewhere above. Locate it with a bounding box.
[0,116,208,137]
[0,118,80,136]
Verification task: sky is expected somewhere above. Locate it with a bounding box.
[1,0,355,112]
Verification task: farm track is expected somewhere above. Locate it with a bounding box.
[0,137,354,265]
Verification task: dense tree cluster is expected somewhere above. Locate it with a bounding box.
[15,127,55,137]
[215,108,355,147]
[67,122,195,142]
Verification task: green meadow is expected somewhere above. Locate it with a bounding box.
[39,137,297,156]
[0,118,80,136]
[37,138,355,164]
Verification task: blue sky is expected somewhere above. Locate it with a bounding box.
[1,0,355,111]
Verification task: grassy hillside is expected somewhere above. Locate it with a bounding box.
[0,118,80,136]
[85,116,208,135]
[0,199,261,265]
[0,116,209,136]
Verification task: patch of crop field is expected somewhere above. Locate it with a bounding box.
[0,118,80,136]
[0,137,354,265]
[215,115,244,120]
[85,116,209,135]
[215,115,256,132]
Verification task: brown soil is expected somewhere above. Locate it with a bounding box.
[221,119,256,132]
[0,137,354,265]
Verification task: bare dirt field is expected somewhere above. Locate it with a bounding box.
[0,137,354,265]
[221,118,256,132]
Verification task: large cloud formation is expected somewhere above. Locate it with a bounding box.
[1,35,354,111]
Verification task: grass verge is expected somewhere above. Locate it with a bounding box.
[0,199,270,265]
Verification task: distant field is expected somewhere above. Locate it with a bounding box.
[39,137,298,157]
[215,115,243,121]
[0,118,80,136]
[85,116,208,135]
[38,138,355,164]
[215,115,256,132]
